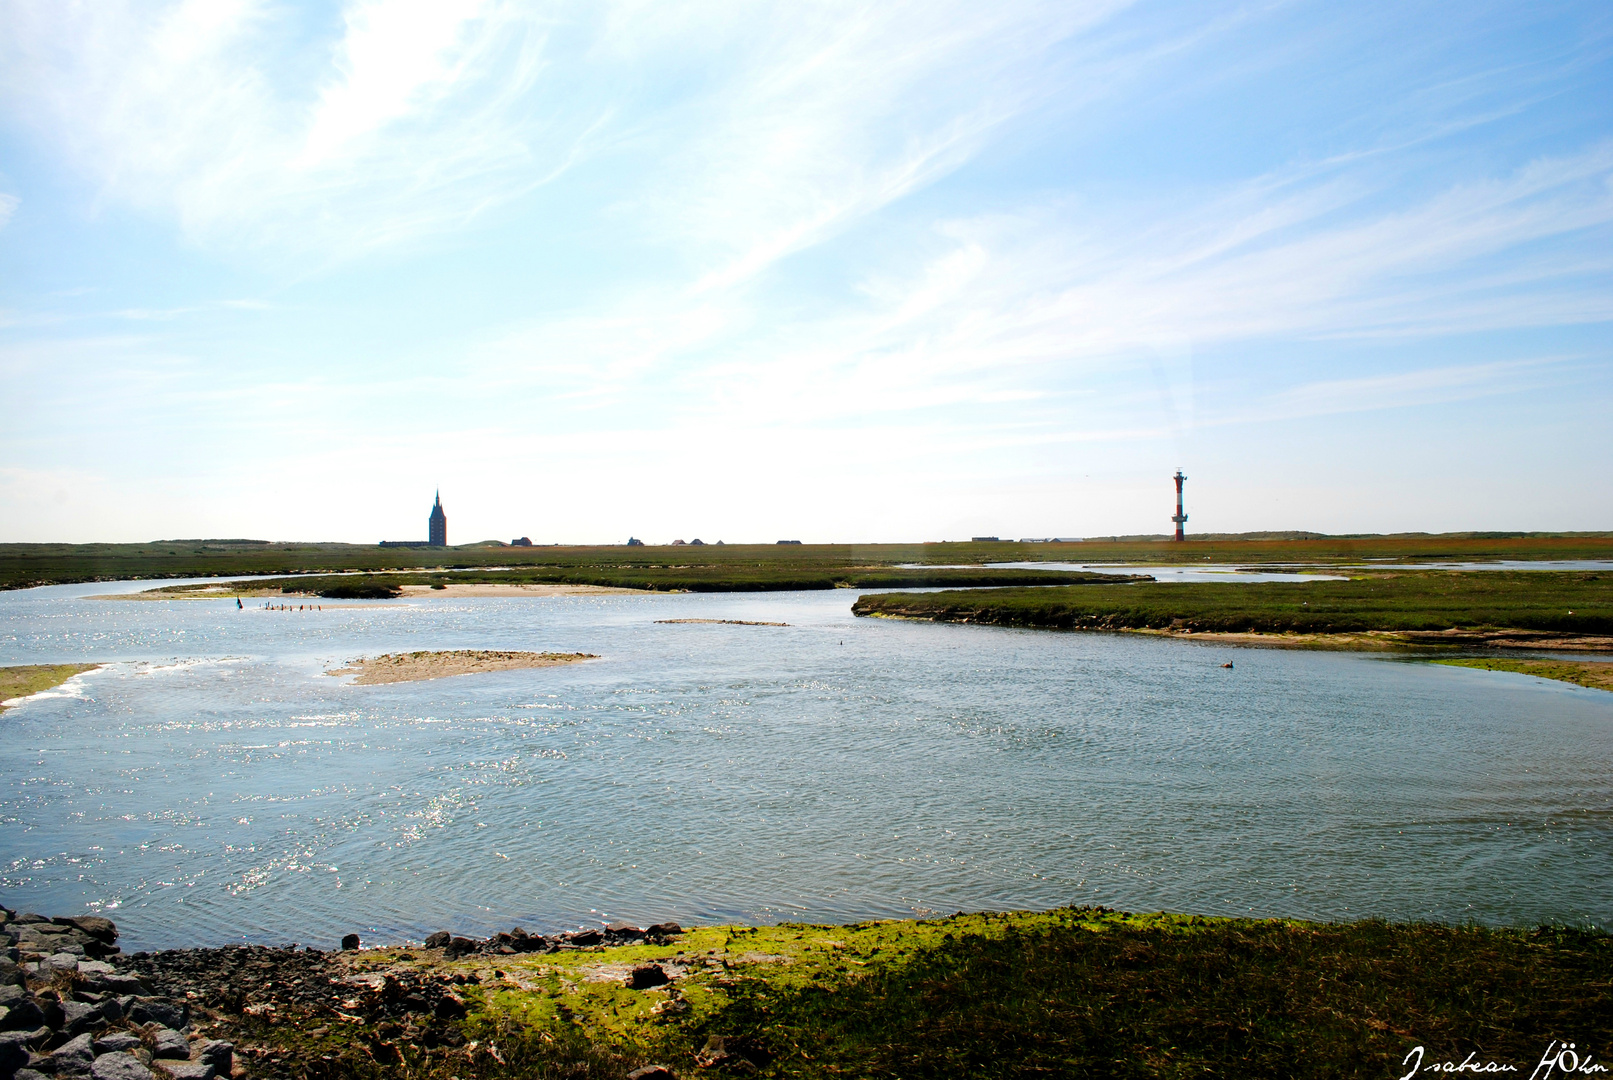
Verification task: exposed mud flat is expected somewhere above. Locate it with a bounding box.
[326,650,598,685]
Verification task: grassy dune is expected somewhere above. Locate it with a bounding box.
[224,909,1609,1080]
[4,533,1611,591]
[851,570,1613,639]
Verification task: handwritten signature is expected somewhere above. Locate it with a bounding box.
[1399,1042,1605,1079]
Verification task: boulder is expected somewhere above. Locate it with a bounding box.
[626,965,669,990]
[50,1032,96,1078]
[0,1030,31,1074]
[15,1069,53,1080]
[340,934,360,951]
[61,998,105,1035]
[149,1027,190,1059]
[568,930,603,947]
[432,994,467,1021]
[76,961,116,978]
[91,1051,155,1080]
[646,923,683,938]
[3,999,46,1031]
[94,1033,143,1054]
[627,1067,677,1080]
[45,952,81,974]
[127,999,187,1031]
[194,1040,232,1073]
[424,932,451,950]
[442,938,477,961]
[153,1061,214,1080]
[0,958,22,987]
[67,919,117,946]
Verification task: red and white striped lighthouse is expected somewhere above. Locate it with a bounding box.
[1171,470,1187,541]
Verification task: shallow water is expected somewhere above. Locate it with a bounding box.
[1,581,1609,950]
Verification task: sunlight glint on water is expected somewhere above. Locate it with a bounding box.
[1,581,1609,950]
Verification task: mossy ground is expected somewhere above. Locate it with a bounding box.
[267,909,1609,1080]
[0,662,97,711]
[1433,656,1613,691]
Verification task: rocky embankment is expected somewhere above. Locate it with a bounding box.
[1,905,229,1080]
[2,907,684,1080]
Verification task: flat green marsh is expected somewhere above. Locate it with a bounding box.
[851,570,1613,647]
[1433,656,1613,691]
[0,662,98,711]
[225,908,1610,1080]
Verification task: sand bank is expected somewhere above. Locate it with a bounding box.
[654,618,790,626]
[397,583,642,598]
[327,650,598,685]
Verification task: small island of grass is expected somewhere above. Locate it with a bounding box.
[0,663,100,712]
[1432,656,1613,691]
[852,570,1613,650]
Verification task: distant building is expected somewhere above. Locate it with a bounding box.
[429,492,447,547]
[626,537,645,546]
[776,539,802,545]
[511,537,532,547]
[971,536,1001,542]
[690,538,705,546]
[672,539,687,546]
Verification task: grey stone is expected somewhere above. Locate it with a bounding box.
[45,952,81,973]
[67,918,117,946]
[443,937,477,960]
[92,1052,155,1080]
[15,1069,54,1080]
[127,1000,186,1031]
[0,1029,30,1073]
[0,957,21,986]
[149,1027,190,1059]
[423,931,450,949]
[627,1067,676,1080]
[76,961,115,977]
[0,985,19,1007]
[51,1032,96,1077]
[2,998,44,1030]
[99,976,146,996]
[94,1033,143,1054]
[626,964,670,990]
[153,1062,214,1080]
[194,1041,231,1073]
[63,999,105,1035]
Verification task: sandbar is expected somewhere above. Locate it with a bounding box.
[326,650,598,685]
[398,584,642,598]
[654,618,790,626]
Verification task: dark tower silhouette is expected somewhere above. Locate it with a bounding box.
[1171,470,1187,541]
[428,491,447,547]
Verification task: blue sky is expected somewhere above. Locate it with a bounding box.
[2,0,1610,544]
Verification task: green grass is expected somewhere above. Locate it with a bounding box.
[851,570,1613,637]
[248,909,1611,1080]
[0,663,98,712]
[239,566,1136,596]
[1433,656,1613,691]
[4,533,1611,591]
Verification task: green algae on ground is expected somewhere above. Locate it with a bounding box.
[0,663,98,712]
[293,908,1611,1080]
[1433,656,1613,691]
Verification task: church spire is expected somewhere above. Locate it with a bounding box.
[428,491,447,547]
